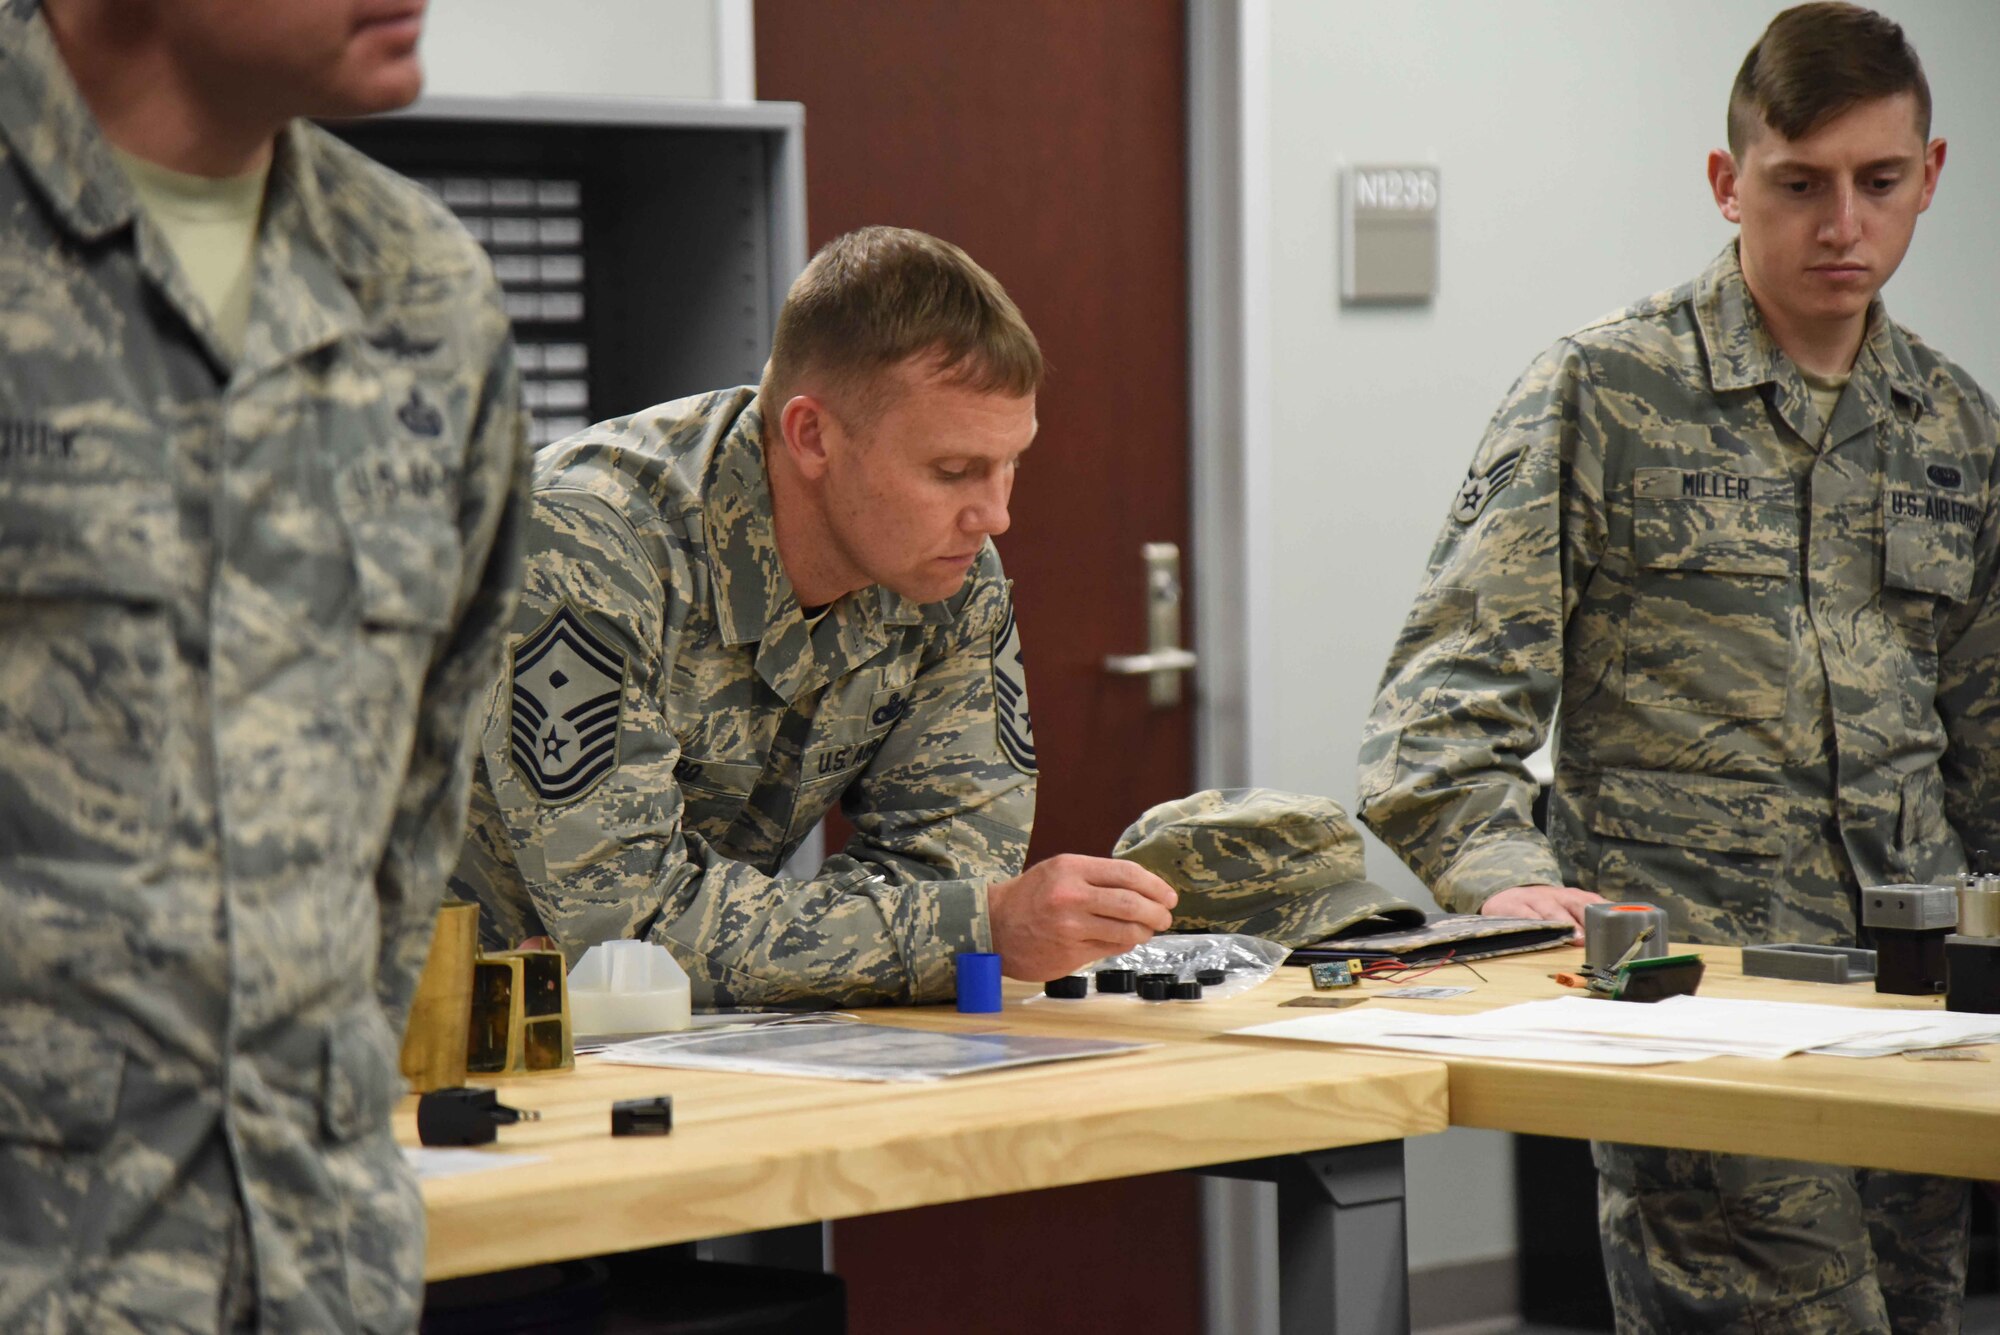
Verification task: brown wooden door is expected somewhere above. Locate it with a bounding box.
[755,3,1200,1332]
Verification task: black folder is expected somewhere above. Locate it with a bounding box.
[1287,913,1575,966]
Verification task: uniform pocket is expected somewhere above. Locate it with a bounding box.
[1590,767,1799,943]
[1880,506,1975,731]
[319,1003,425,1333]
[0,477,173,866]
[1895,767,1956,882]
[1624,468,1797,719]
[790,750,877,848]
[676,755,761,847]
[335,450,460,634]
[0,1009,127,1266]
[0,1008,126,1151]
[322,1006,405,1145]
[341,511,458,634]
[1884,497,1976,601]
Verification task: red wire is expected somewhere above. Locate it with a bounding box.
[1356,948,1462,984]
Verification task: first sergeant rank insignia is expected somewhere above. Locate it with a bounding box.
[509,603,627,804]
[1452,449,1523,524]
[991,595,1037,776]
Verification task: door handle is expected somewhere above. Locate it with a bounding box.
[1102,542,1196,707]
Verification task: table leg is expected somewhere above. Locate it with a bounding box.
[1200,1140,1409,1335]
[698,1221,830,1272]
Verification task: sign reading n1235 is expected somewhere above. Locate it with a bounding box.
[1352,167,1439,213]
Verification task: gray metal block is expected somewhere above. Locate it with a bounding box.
[1861,884,1958,932]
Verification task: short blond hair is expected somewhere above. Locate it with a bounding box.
[761,226,1042,422]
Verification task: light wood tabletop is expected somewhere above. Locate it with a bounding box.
[399,1023,1446,1281]
[925,944,2000,1182]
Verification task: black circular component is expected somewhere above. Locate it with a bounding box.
[1137,976,1172,1001]
[1137,972,1175,987]
[1170,980,1204,1000]
[1096,968,1137,994]
[1195,969,1225,986]
[1044,975,1090,999]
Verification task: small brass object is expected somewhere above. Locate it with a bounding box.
[467,948,574,1075]
[399,901,480,1093]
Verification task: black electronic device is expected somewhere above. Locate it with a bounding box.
[1612,954,1705,1003]
[611,1096,675,1137]
[416,1087,540,1147]
[1862,885,1956,996]
[1946,935,2000,1014]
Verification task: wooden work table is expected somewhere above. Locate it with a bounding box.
[400,1021,1445,1305]
[400,941,1995,1333]
[928,944,2000,1182]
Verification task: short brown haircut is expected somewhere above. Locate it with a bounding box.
[760,226,1043,422]
[1728,3,1931,155]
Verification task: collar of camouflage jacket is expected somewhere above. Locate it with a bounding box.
[701,392,929,702]
[1693,241,1934,426]
[0,1,130,243]
[0,3,366,377]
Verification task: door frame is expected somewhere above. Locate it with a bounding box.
[741,0,1279,1320]
[1188,0,1271,797]
[1189,3,1280,1333]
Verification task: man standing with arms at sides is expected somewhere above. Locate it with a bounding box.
[0,1,527,1330]
[1360,5,1987,1329]
[454,226,1180,1007]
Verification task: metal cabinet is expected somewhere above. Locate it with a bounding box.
[331,95,805,444]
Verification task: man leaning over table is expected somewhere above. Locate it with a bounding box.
[452,225,1184,1009]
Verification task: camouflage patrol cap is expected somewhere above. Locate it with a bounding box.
[1113,789,1425,947]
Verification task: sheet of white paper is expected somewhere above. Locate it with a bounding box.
[1231,994,1974,1064]
[1811,1010,2000,1056]
[402,1147,548,1181]
[1232,1007,1722,1064]
[1425,996,1940,1058]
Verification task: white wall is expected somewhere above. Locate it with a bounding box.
[1256,0,2000,1278]
[421,0,741,101]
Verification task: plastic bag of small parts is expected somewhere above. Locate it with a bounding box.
[1026,933,1292,1005]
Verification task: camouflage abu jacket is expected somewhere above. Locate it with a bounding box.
[1360,244,2000,947]
[452,386,1036,1008]
[0,8,528,1331]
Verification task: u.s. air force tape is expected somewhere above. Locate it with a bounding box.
[509,603,627,804]
[991,597,1036,776]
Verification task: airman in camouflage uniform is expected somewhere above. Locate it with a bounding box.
[455,227,1177,1009]
[1359,243,1997,942]
[0,3,527,1331]
[455,386,1033,1006]
[1359,7,1980,1329]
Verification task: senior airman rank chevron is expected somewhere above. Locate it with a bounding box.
[1452,448,1523,524]
[992,597,1036,775]
[509,603,627,803]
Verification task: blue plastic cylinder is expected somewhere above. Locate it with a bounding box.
[955,952,1003,1013]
